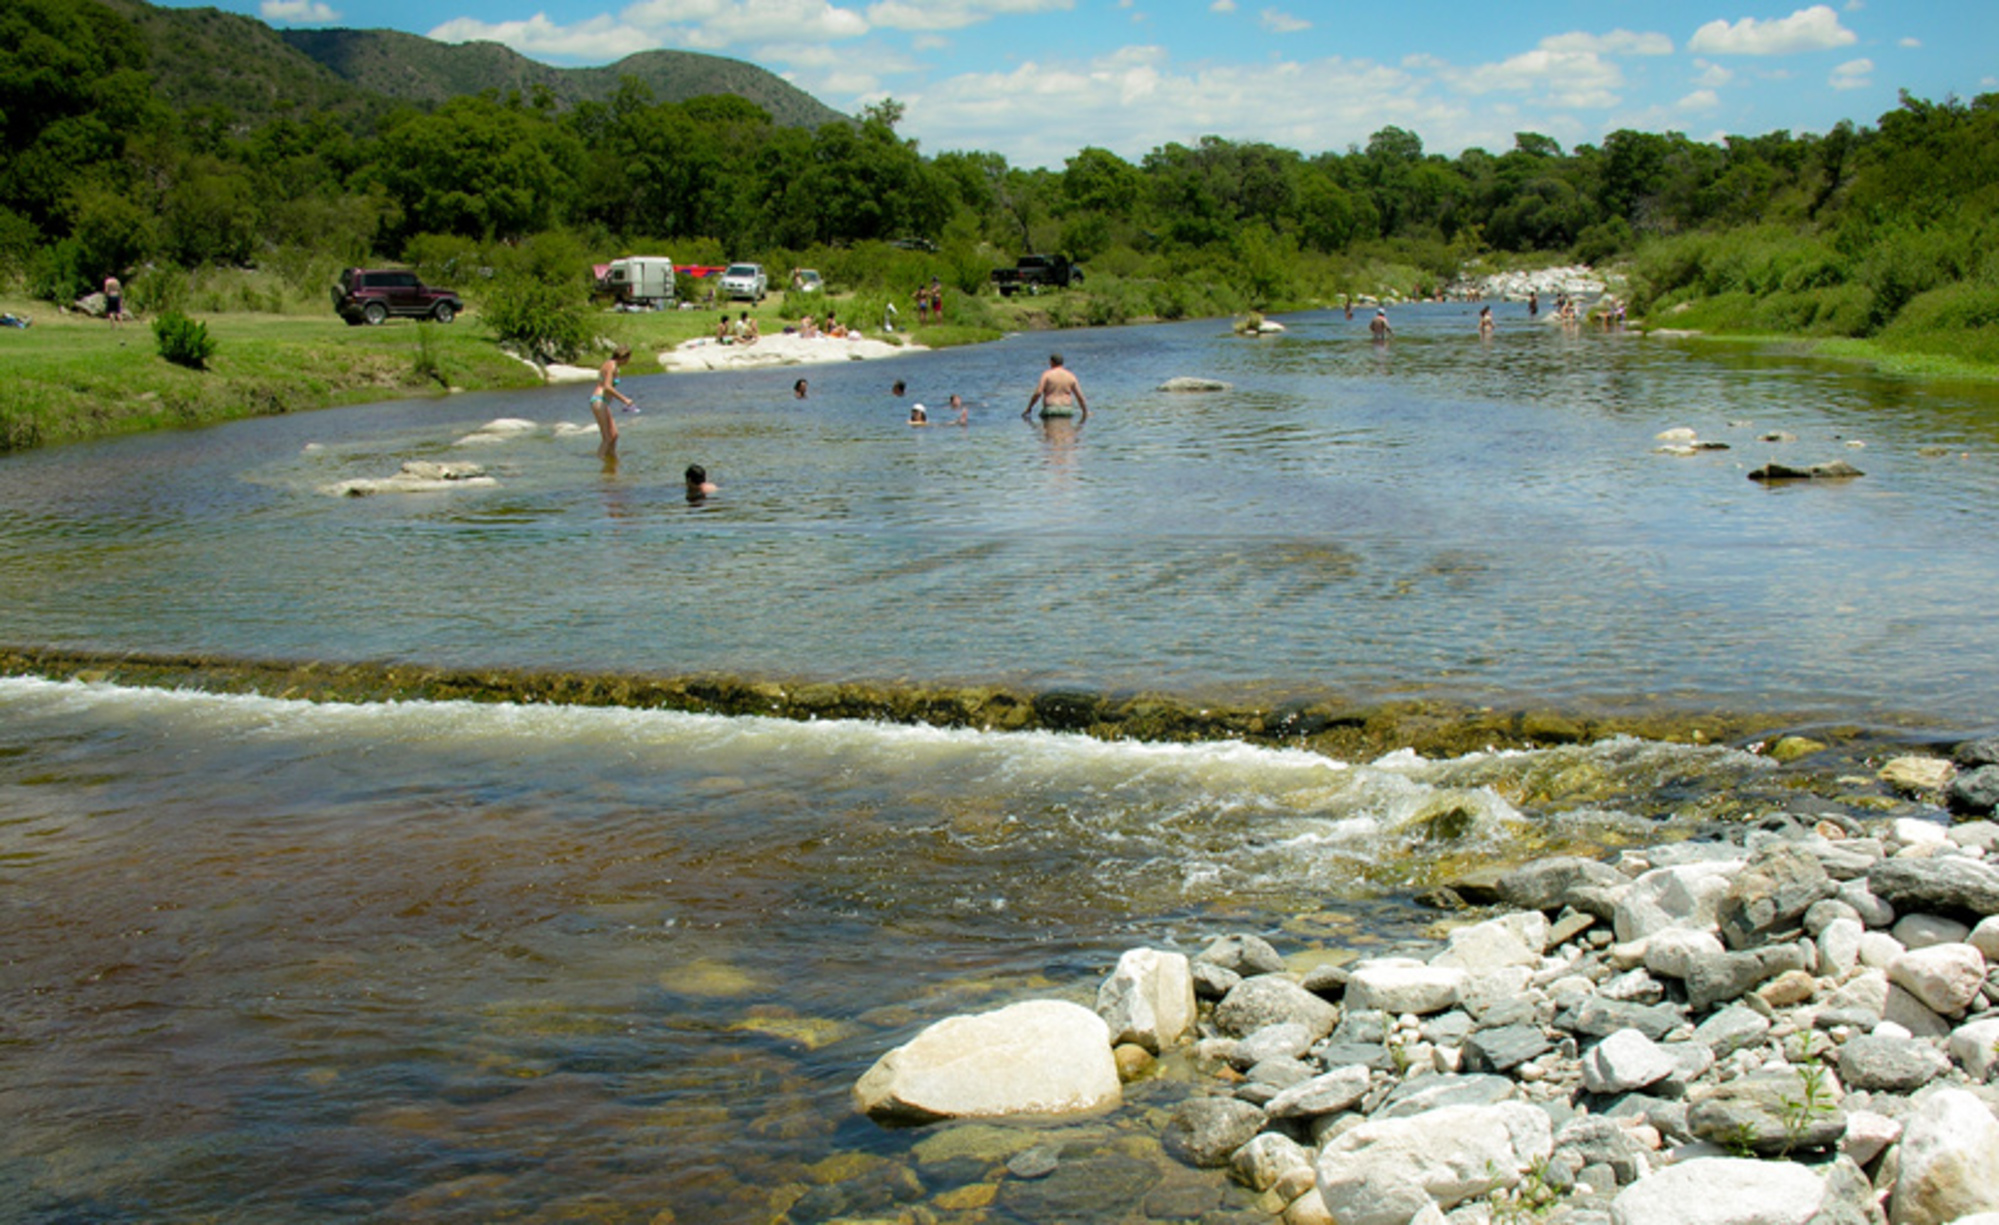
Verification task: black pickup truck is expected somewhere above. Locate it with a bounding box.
[991,254,1084,296]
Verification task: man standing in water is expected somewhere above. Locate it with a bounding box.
[1023,353,1088,423]
[1369,309,1392,341]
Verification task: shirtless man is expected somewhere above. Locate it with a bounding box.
[1023,353,1087,422]
[1369,309,1392,341]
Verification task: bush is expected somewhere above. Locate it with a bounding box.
[482,273,592,362]
[153,312,217,369]
[28,239,91,304]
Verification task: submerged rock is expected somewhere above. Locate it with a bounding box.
[1158,376,1234,392]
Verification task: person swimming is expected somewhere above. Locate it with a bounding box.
[908,403,929,426]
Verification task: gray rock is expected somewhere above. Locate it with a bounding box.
[1159,376,1233,392]
[1313,1041,1395,1071]
[1867,856,1999,920]
[1692,1005,1772,1057]
[1684,943,1806,1012]
[1192,960,1243,1000]
[1163,1096,1267,1168]
[1717,842,1836,950]
[1196,933,1290,977]
[1951,765,1999,816]
[1806,897,1862,935]
[1947,1016,1999,1081]
[1615,859,1744,944]
[1838,878,1896,928]
[1233,1022,1315,1067]
[1344,958,1468,1015]
[1836,1033,1951,1093]
[1212,974,1339,1039]
[1228,1131,1314,1193]
[1563,997,1686,1042]
[1893,914,1972,950]
[1951,821,1999,854]
[1241,1056,1316,1091]
[1006,1146,1061,1179]
[1497,856,1627,912]
[1265,1063,1372,1120]
[1958,737,1999,770]
[1553,1115,1646,1184]
[1373,1073,1517,1120]
[1463,1024,1553,1074]
[1333,1009,1389,1044]
[1298,962,1348,998]
[1685,1068,1847,1156]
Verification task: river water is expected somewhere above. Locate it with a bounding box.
[3,305,1998,1222]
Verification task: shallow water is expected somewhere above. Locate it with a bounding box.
[3,307,1998,1222]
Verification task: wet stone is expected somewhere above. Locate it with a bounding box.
[997,1152,1159,1221]
[1005,1146,1061,1180]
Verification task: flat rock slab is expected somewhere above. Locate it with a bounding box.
[853,999,1121,1125]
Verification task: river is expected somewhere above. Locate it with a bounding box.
[2,304,1997,1223]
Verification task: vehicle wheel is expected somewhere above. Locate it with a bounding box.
[998,286,1015,298]
[1071,271,1085,286]
[432,302,456,324]
[363,302,388,326]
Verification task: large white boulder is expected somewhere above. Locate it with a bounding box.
[1609,1156,1829,1224]
[1314,1101,1552,1225]
[853,999,1121,1124]
[1615,860,1745,944]
[1888,943,1988,1016]
[1096,947,1195,1053]
[1343,958,1469,1016]
[1431,911,1548,973]
[1890,1088,1999,1225]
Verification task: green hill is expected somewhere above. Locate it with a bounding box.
[281,29,851,129]
[86,0,849,130]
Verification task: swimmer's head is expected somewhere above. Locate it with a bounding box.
[685,464,707,484]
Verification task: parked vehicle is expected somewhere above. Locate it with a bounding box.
[720,263,768,302]
[990,254,1084,297]
[332,268,462,325]
[603,255,676,309]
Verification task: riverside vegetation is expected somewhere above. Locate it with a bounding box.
[4,0,1999,452]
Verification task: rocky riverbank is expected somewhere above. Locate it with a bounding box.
[847,738,1999,1225]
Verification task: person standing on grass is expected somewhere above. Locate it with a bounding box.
[103,274,123,325]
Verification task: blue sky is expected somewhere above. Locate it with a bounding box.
[217,0,1995,167]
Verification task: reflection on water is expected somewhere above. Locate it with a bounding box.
[3,307,1998,718]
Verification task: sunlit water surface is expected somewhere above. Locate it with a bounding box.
[4,307,1999,1222]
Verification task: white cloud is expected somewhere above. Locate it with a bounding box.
[621,0,869,47]
[1829,57,1872,89]
[1899,37,1920,48]
[1439,46,1627,110]
[1677,88,1720,111]
[1259,8,1309,34]
[1540,29,1673,57]
[262,0,339,21]
[427,12,641,59]
[1692,59,1734,88]
[1688,5,1857,55]
[900,50,1475,168]
[1210,0,1236,10]
[866,0,1071,32]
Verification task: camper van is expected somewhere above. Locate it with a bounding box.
[604,256,676,309]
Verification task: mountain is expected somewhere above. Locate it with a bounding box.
[281,30,851,130]
[89,0,849,130]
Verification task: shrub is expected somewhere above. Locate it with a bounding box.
[482,274,592,362]
[153,312,217,369]
[28,239,91,304]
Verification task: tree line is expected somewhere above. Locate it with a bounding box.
[6,0,1997,357]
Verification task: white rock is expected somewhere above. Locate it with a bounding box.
[1841,1109,1902,1167]
[1882,762,1956,797]
[1820,917,1864,979]
[1949,1017,1999,1082]
[852,999,1121,1123]
[658,331,924,373]
[1283,1187,1336,1225]
[1889,943,1988,1016]
[1970,916,1999,961]
[1608,1156,1828,1224]
[1644,928,1726,980]
[1614,860,1744,944]
[1315,1103,1552,1225]
[1432,912,1549,973]
[1582,1029,1677,1095]
[1895,914,1973,949]
[1344,958,1469,1016]
[1096,948,1196,1054]
[1860,930,1909,970]
[1888,1088,1999,1225]
[1231,1131,1316,1194]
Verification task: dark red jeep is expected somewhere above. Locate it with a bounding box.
[332,268,463,325]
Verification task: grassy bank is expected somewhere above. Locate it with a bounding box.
[0,288,1002,453]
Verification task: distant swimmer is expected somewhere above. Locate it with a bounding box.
[1369,310,1392,341]
[685,463,717,503]
[794,377,809,399]
[590,345,634,460]
[1024,353,1087,422]
[908,402,929,426]
[948,393,968,426]
[1479,305,1495,337]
